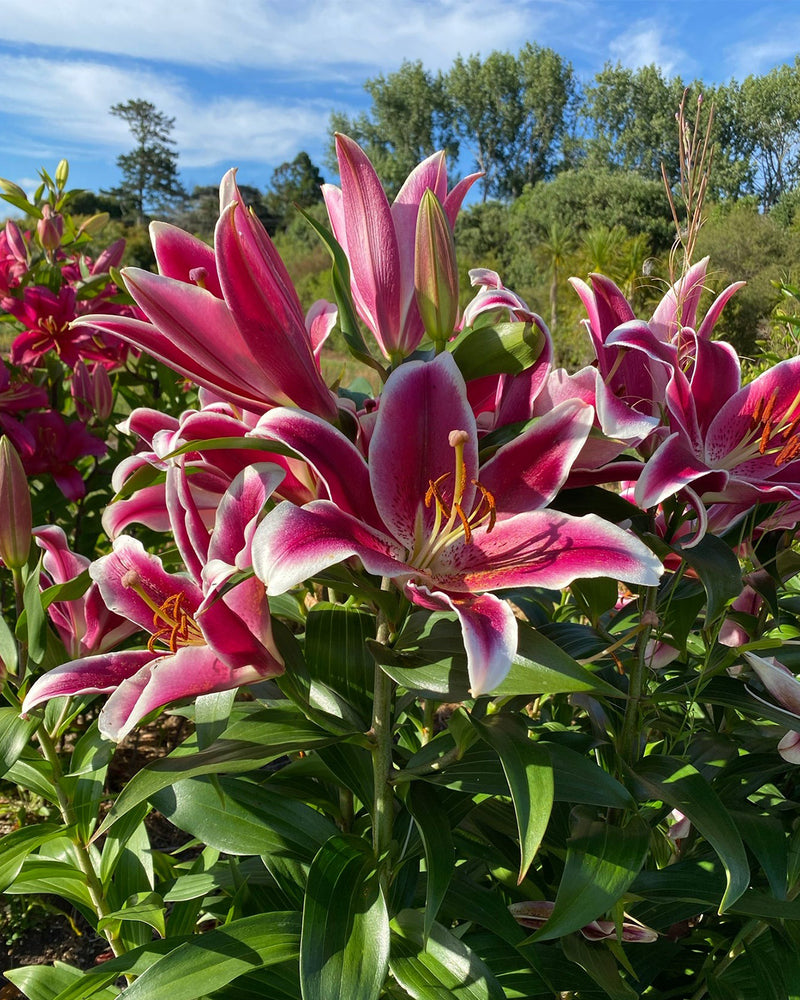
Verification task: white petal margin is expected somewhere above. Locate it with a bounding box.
[406,583,517,696]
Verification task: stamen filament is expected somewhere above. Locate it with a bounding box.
[121,572,204,651]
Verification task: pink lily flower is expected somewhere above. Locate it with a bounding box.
[742,651,800,763]
[8,286,79,367]
[33,526,137,660]
[251,353,662,695]
[18,410,106,501]
[570,258,744,431]
[103,399,320,540]
[635,335,800,530]
[22,465,286,741]
[322,134,480,361]
[73,172,340,421]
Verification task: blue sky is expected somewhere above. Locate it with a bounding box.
[1,0,798,199]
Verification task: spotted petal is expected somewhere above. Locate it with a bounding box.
[369,353,478,548]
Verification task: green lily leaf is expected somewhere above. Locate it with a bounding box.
[407,782,456,938]
[305,603,376,718]
[471,715,553,884]
[110,912,301,1000]
[0,708,39,778]
[450,320,545,380]
[389,909,505,1000]
[98,891,166,939]
[151,775,337,861]
[630,754,749,912]
[533,812,649,942]
[673,532,742,625]
[300,834,389,1000]
[94,708,337,838]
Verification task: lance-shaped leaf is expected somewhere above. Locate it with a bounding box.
[471,714,553,884]
[300,834,389,1000]
[630,754,749,912]
[532,812,649,942]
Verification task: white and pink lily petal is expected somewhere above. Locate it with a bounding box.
[533,366,660,469]
[509,900,657,943]
[323,134,480,360]
[33,526,137,659]
[743,651,800,763]
[22,648,264,743]
[636,355,800,511]
[461,269,542,329]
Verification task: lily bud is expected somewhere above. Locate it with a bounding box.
[0,178,28,200]
[72,361,113,422]
[55,159,69,191]
[78,212,110,238]
[37,204,63,252]
[91,237,125,276]
[414,188,459,349]
[0,437,32,569]
[4,220,28,264]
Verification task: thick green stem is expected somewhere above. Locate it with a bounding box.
[36,728,125,958]
[619,586,658,765]
[371,580,395,860]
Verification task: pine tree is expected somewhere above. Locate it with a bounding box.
[107,99,186,224]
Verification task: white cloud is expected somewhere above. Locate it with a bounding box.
[607,20,685,77]
[0,56,331,171]
[0,0,535,73]
[725,35,800,79]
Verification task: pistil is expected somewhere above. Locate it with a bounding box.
[410,429,496,570]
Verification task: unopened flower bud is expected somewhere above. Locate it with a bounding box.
[0,437,32,569]
[4,220,28,264]
[37,204,63,252]
[0,178,28,201]
[91,238,125,275]
[72,361,113,422]
[78,212,109,238]
[414,189,459,349]
[55,159,69,191]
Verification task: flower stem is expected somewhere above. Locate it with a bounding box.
[619,586,658,765]
[36,727,125,958]
[371,580,395,862]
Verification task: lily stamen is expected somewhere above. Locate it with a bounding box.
[122,571,204,651]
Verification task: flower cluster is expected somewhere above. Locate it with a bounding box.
[18,136,800,751]
[0,166,140,499]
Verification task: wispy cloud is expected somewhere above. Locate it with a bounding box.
[1,0,534,73]
[724,34,800,79]
[0,56,331,172]
[607,19,687,77]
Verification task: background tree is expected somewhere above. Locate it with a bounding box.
[106,99,186,224]
[736,59,800,209]
[445,45,576,201]
[446,50,525,201]
[580,64,688,179]
[264,152,325,232]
